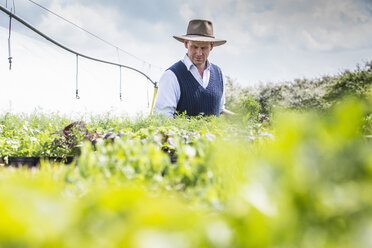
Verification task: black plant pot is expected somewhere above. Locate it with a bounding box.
[8,156,40,167]
[170,155,178,164]
[6,156,75,167]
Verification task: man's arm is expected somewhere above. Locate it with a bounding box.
[153,70,180,118]
[220,109,235,115]
[219,73,235,116]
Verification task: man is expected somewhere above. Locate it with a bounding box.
[154,19,234,118]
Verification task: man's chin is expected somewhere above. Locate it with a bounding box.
[192,60,205,67]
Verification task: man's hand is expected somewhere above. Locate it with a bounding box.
[220,109,236,116]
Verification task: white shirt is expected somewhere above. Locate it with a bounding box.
[154,54,226,118]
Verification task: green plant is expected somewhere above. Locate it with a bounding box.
[239,95,261,122]
[1,99,372,247]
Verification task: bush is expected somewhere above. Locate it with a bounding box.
[324,63,372,105]
[227,61,372,115]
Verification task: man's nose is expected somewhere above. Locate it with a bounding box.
[196,48,202,55]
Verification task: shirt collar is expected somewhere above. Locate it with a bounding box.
[183,54,211,71]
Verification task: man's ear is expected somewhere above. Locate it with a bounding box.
[184,41,189,49]
[210,42,214,51]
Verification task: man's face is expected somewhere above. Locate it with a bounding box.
[185,40,214,68]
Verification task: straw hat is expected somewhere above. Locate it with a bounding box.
[173,19,226,46]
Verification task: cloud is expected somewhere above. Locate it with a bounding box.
[247,0,372,51]
[1,0,371,90]
[37,1,125,52]
[175,0,372,52]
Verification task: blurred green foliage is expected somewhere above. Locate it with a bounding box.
[1,97,372,247]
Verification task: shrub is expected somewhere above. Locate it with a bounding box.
[323,64,372,105]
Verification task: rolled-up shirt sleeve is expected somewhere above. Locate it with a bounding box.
[153,70,180,118]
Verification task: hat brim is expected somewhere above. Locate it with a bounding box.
[173,35,226,46]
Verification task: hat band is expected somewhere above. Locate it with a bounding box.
[186,33,215,38]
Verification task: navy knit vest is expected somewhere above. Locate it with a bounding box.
[169,61,223,117]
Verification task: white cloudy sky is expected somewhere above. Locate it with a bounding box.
[0,0,371,115]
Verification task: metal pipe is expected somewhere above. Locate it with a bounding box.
[7,11,12,70]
